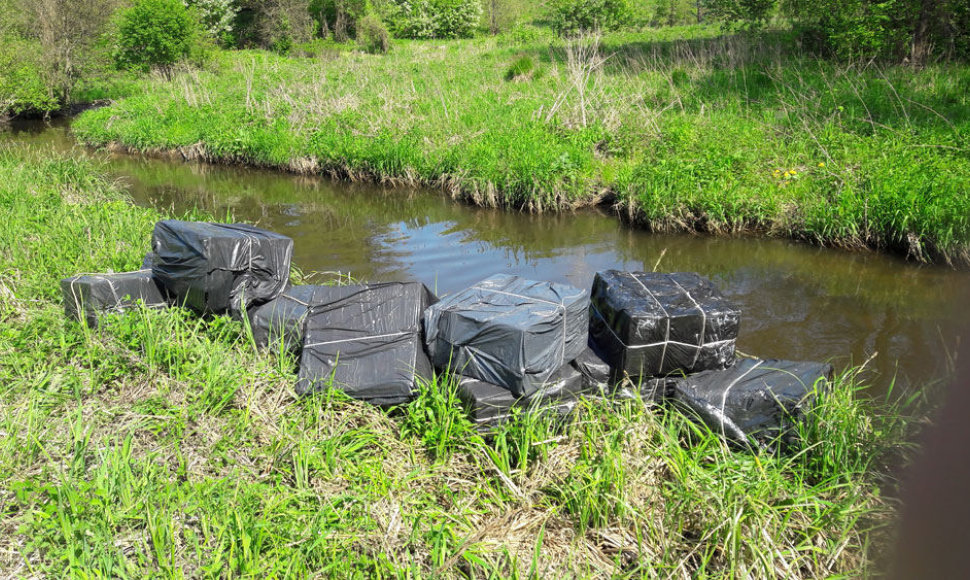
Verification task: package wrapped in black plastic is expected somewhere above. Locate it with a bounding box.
[574,342,677,402]
[246,285,334,351]
[424,274,589,398]
[61,270,169,328]
[589,271,741,378]
[295,282,437,407]
[614,375,682,403]
[457,364,585,429]
[670,358,833,446]
[150,220,294,315]
[571,346,613,396]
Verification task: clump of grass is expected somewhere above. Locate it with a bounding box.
[400,372,481,461]
[505,55,536,81]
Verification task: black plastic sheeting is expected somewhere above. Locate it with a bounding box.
[571,346,612,395]
[457,364,586,428]
[61,270,169,328]
[295,282,437,407]
[670,358,833,446]
[424,274,589,398]
[614,375,681,403]
[150,220,293,315]
[246,285,335,351]
[590,271,741,378]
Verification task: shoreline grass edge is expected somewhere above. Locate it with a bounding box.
[70,30,970,268]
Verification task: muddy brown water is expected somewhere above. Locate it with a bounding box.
[5,118,968,397]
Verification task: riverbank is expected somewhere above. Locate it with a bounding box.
[0,146,911,576]
[72,27,970,267]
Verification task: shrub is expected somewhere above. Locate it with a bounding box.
[704,0,778,29]
[357,14,391,53]
[309,0,369,42]
[115,0,200,72]
[551,0,629,35]
[386,0,483,39]
[0,36,59,115]
[245,0,314,52]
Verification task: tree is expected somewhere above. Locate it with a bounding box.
[551,0,629,35]
[184,0,240,45]
[14,0,119,105]
[309,0,369,42]
[385,0,483,39]
[115,0,200,72]
[702,0,777,28]
[243,0,313,51]
[483,0,536,34]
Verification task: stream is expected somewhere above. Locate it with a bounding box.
[5,118,968,397]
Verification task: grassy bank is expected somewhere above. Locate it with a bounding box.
[73,27,970,266]
[0,146,913,576]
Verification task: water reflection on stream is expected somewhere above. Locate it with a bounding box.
[6,119,968,396]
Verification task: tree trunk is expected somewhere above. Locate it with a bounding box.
[912,0,938,65]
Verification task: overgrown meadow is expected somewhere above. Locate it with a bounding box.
[0,145,914,577]
[73,26,970,266]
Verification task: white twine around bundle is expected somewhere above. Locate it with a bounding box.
[717,360,764,417]
[592,273,729,375]
[625,272,671,375]
[668,276,709,368]
[304,330,411,349]
[67,271,153,315]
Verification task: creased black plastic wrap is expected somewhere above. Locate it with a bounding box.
[590,271,741,378]
[295,282,437,407]
[61,270,169,328]
[614,375,682,403]
[150,220,294,315]
[670,358,833,445]
[571,347,613,395]
[246,285,335,351]
[424,274,589,398]
[457,364,585,428]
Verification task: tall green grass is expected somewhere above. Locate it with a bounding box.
[72,27,970,265]
[0,146,915,576]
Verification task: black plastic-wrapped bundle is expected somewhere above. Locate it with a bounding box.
[670,358,833,446]
[571,346,613,395]
[424,274,589,398]
[589,271,741,378]
[457,364,585,429]
[614,375,683,403]
[61,270,169,328]
[246,285,335,351]
[295,282,437,407]
[150,220,294,315]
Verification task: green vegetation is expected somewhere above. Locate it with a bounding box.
[552,0,631,35]
[385,0,483,40]
[115,0,205,73]
[73,29,970,264]
[0,145,912,576]
[4,0,968,116]
[356,13,391,54]
[0,0,129,116]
